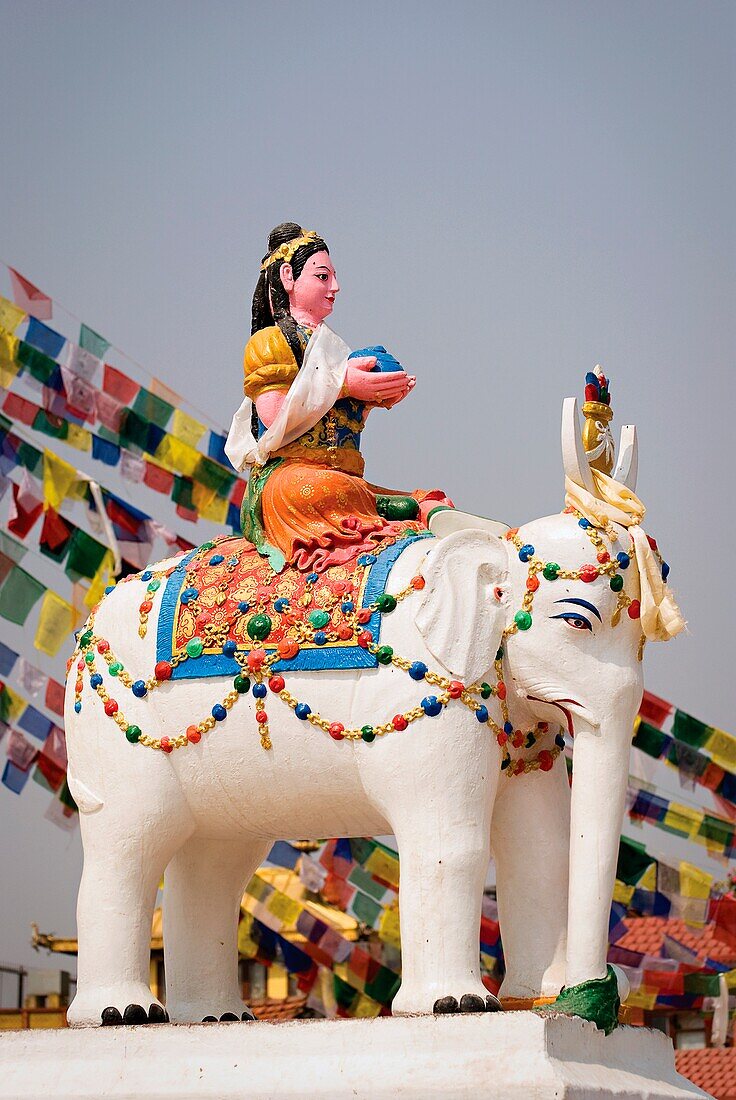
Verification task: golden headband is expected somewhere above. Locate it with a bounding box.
[260,230,321,271]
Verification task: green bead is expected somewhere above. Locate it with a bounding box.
[376,645,394,665]
[109,661,123,676]
[514,610,532,631]
[234,675,251,694]
[85,652,94,664]
[147,578,161,592]
[376,593,397,613]
[610,574,624,592]
[543,563,560,581]
[361,725,376,743]
[80,630,93,648]
[125,724,141,744]
[308,610,330,629]
[480,682,492,699]
[201,541,215,550]
[186,638,204,658]
[247,613,272,641]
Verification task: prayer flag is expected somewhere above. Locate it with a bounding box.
[25,317,65,359]
[91,435,120,466]
[43,450,83,510]
[18,658,46,698]
[7,481,43,538]
[133,388,174,430]
[3,391,38,427]
[79,324,110,360]
[34,590,79,656]
[120,450,146,483]
[44,795,78,831]
[45,677,65,717]
[0,641,17,677]
[143,459,174,494]
[705,728,736,772]
[150,377,181,406]
[8,269,52,320]
[103,363,139,404]
[65,528,107,581]
[0,296,26,332]
[0,682,25,724]
[60,365,97,420]
[171,409,206,448]
[18,704,53,742]
[0,565,45,624]
[7,727,38,770]
[96,392,124,432]
[65,423,92,453]
[65,341,100,382]
[2,759,31,794]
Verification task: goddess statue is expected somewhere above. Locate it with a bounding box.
[225,223,453,572]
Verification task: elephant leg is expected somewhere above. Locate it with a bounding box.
[68,803,192,1027]
[390,812,494,1016]
[163,836,271,1023]
[491,758,570,1000]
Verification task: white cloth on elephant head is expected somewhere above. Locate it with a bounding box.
[564,470,685,643]
[224,323,351,473]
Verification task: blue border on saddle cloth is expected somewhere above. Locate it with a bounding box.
[157,531,434,680]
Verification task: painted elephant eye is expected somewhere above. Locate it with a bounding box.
[551,612,593,632]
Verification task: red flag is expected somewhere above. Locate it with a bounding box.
[44,679,65,718]
[40,508,72,552]
[103,363,139,405]
[143,461,174,494]
[639,690,673,729]
[8,482,43,538]
[8,268,52,320]
[3,391,38,427]
[230,478,246,508]
[710,894,736,949]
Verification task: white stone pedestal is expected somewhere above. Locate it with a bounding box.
[0,1012,710,1100]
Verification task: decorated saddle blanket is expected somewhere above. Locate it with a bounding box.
[156,531,432,679]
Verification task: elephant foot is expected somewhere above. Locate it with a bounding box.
[535,965,620,1036]
[433,993,502,1014]
[201,1007,256,1024]
[101,1003,169,1026]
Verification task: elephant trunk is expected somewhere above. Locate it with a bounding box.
[564,710,635,989]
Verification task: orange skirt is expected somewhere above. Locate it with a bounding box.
[261,460,424,572]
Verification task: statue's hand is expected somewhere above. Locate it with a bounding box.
[344,361,414,406]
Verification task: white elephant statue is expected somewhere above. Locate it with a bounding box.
[64,393,683,1032]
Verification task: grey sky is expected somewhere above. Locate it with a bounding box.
[1,1,734,975]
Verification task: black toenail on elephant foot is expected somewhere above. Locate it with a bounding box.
[148,1004,168,1023]
[220,1012,239,1022]
[459,993,486,1013]
[242,1009,256,1022]
[433,995,459,1013]
[123,1003,148,1025]
[101,1007,123,1026]
[485,994,502,1012]
[202,1015,217,1022]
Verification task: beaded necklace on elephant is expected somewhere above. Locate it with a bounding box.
[68,511,662,774]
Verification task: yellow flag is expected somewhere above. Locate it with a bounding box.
[680,861,713,899]
[638,863,657,893]
[705,728,736,772]
[663,802,703,839]
[172,409,206,448]
[365,846,400,888]
[0,326,19,363]
[198,492,228,525]
[265,890,302,926]
[352,993,382,1018]
[191,479,217,515]
[34,590,80,656]
[84,550,114,609]
[624,987,658,1011]
[43,450,83,510]
[1,683,25,724]
[378,905,402,949]
[0,297,26,333]
[65,423,92,452]
[0,358,19,389]
[613,880,635,905]
[153,435,200,478]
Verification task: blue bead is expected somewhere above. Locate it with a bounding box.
[212,704,227,721]
[341,601,355,613]
[409,661,427,681]
[132,680,147,698]
[578,517,590,529]
[90,673,103,689]
[422,695,442,717]
[555,733,566,749]
[313,631,327,645]
[476,705,489,723]
[209,554,224,565]
[253,683,267,699]
[104,585,116,595]
[503,721,513,735]
[222,640,237,657]
[238,601,250,613]
[307,573,319,584]
[661,561,670,581]
[364,554,377,565]
[180,587,199,605]
[519,544,535,562]
[616,552,630,569]
[273,598,290,612]
[74,701,82,713]
[295,702,311,720]
[141,570,152,582]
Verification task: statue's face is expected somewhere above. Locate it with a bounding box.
[281,250,340,325]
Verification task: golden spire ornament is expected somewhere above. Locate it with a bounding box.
[581,365,614,475]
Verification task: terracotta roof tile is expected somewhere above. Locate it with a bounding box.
[675,1048,736,1099]
[617,917,736,966]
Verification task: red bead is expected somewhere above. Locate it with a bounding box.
[104,699,118,716]
[331,580,348,595]
[526,575,540,592]
[255,710,268,724]
[579,564,598,583]
[538,722,549,732]
[393,714,408,731]
[278,639,300,659]
[506,527,519,539]
[160,737,173,753]
[329,722,345,740]
[357,630,372,648]
[512,731,524,748]
[597,551,610,564]
[140,600,153,613]
[269,675,285,693]
[538,749,554,771]
[515,759,526,775]
[646,535,658,551]
[496,682,507,701]
[97,640,110,654]
[336,623,353,640]
[186,725,201,744]
[496,731,508,746]
[154,660,172,681]
[247,649,266,670]
[77,659,85,671]
[448,680,464,698]
[628,600,641,619]
[357,609,371,624]
[411,575,426,590]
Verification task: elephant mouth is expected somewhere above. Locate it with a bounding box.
[526,695,581,736]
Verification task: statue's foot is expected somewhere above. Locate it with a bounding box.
[433,993,502,1014]
[67,984,166,1027]
[202,1009,256,1023]
[101,1003,169,1026]
[535,965,620,1036]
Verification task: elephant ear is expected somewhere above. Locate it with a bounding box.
[414,529,510,684]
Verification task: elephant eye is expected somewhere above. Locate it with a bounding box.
[551,612,592,632]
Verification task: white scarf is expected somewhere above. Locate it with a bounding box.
[224,323,351,472]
